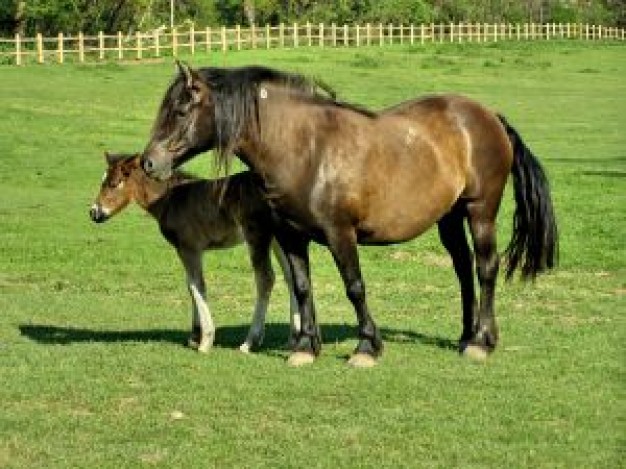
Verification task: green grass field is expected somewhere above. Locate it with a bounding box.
[0,41,624,468]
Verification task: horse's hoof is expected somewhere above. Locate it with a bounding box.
[287,351,316,367]
[239,342,252,354]
[462,344,489,362]
[347,353,377,368]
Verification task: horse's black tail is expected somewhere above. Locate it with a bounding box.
[498,114,559,281]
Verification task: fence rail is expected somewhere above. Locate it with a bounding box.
[1,22,624,66]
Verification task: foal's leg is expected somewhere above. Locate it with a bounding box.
[239,236,275,353]
[326,228,382,367]
[270,240,301,348]
[177,247,215,353]
[437,205,477,346]
[464,203,500,360]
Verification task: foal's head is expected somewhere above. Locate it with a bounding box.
[89,152,140,223]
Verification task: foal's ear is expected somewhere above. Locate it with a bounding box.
[104,151,119,165]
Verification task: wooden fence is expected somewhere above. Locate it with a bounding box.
[1,22,624,66]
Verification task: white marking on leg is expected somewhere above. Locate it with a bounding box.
[189,283,215,353]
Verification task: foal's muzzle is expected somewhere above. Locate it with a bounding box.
[89,204,108,223]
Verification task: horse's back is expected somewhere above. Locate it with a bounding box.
[349,95,511,243]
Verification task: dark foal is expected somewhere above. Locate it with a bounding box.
[140,64,558,366]
[90,152,298,353]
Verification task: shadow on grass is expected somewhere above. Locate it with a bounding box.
[19,323,457,352]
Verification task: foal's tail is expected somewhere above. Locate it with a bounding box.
[498,114,559,280]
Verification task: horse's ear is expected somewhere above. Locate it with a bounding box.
[105,151,117,165]
[176,60,195,89]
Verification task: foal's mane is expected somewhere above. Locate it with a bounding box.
[169,65,375,175]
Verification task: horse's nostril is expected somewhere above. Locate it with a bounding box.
[89,207,97,221]
[142,157,154,172]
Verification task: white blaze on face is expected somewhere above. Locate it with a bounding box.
[91,203,110,217]
[101,171,108,183]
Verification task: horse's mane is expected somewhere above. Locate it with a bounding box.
[187,65,376,174]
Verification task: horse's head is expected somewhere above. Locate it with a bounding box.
[141,61,216,180]
[89,152,139,223]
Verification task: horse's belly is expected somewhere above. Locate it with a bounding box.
[357,182,460,244]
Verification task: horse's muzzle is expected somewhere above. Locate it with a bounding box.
[89,204,108,223]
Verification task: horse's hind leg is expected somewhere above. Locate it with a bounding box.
[177,247,215,353]
[464,201,501,359]
[240,234,275,353]
[437,204,477,347]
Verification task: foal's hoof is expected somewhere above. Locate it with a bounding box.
[239,342,253,354]
[347,353,377,368]
[461,344,489,362]
[287,351,316,367]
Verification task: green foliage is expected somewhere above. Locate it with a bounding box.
[0,41,625,468]
[363,0,434,24]
[0,1,623,36]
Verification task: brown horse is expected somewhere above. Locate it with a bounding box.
[140,63,558,367]
[90,152,299,353]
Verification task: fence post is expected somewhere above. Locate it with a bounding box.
[172,27,179,56]
[366,23,371,46]
[355,24,360,47]
[379,23,384,46]
[98,31,104,59]
[155,30,161,57]
[235,24,241,50]
[252,23,257,49]
[420,24,424,44]
[319,23,324,47]
[117,31,122,60]
[294,22,298,48]
[78,32,84,62]
[57,32,63,64]
[388,23,393,44]
[399,24,403,44]
[190,24,195,54]
[15,33,21,65]
[279,23,285,48]
[221,26,226,52]
[137,31,142,59]
[36,33,43,64]
[343,24,348,46]
[266,24,270,49]
[306,22,311,46]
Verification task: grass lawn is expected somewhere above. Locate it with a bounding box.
[0,40,624,468]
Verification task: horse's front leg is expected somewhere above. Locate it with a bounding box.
[274,228,320,366]
[271,240,301,349]
[327,228,382,367]
[239,235,275,353]
[177,247,215,353]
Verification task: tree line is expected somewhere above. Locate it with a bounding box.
[1,0,624,37]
